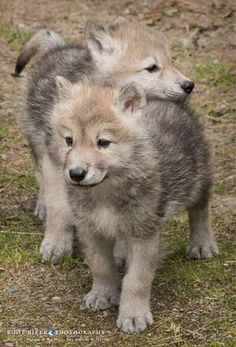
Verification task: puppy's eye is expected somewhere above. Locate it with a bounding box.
[145,64,160,73]
[97,139,111,149]
[65,136,73,146]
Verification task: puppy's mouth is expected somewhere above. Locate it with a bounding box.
[164,90,189,101]
[79,169,107,186]
[148,88,190,102]
[67,168,108,186]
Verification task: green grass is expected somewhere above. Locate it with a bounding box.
[193,61,236,87]
[0,218,235,346]
[214,183,225,195]
[0,90,4,104]
[0,231,41,265]
[17,172,37,189]
[0,26,31,47]
[0,122,7,140]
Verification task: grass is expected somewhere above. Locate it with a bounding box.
[192,61,236,87]
[17,172,37,189]
[0,208,235,346]
[0,122,7,141]
[0,90,4,104]
[0,26,31,48]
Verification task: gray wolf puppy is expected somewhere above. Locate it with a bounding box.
[46,77,218,333]
[16,17,195,263]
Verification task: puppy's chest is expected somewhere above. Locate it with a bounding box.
[89,206,122,237]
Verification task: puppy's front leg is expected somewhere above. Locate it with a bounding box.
[80,230,121,310]
[40,153,74,263]
[117,232,161,333]
[186,199,218,259]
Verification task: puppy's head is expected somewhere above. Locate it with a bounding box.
[86,16,194,100]
[52,76,147,186]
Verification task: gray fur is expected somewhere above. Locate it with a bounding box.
[14,29,65,77]
[52,87,217,333]
[16,19,206,266]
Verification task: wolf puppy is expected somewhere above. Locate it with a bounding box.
[47,77,218,333]
[16,17,194,263]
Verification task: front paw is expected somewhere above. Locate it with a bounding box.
[186,238,219,259]
[40,232,73,264]
[117,311,153,333]
[84,287,120,310]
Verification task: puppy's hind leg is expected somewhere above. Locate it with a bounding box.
[40,153,74,264]
[113,238,128,270]
[186,198,218,259]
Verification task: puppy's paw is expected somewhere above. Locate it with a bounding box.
[35,198,46,220]
[186,238,218,259]
[84,287,120,310]
[40,232,73,264]
[117,311,153,333]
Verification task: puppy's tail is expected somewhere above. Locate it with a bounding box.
[13,29,65,77]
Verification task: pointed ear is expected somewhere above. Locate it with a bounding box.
[107,16,129,32]
[86,23,115,58]
[55,76,73,99]
[116,83,146,117]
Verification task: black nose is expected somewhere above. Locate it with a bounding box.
[69,168,87,182]
[181,80,194,94]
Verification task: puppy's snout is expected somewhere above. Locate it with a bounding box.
[181,80,194,94]
[69,168,87,182]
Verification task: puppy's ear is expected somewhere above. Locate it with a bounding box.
[86,23,115,59]
[55,76,73,99]
[107,16,129,32]
[116,83,146,117]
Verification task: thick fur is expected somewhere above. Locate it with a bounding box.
[14,29,65,76]
[41,81,218,333]
[17,17,195,263]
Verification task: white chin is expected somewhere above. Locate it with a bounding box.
[79,169,107,186]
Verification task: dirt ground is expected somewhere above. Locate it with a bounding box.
[0,0,235,346]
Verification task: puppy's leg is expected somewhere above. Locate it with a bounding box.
[117,232,160,333]
[34,170,46,220]
[81,231,121,310]
[186,199,218,259]
[40,154,74,263]
[113,238,127,270]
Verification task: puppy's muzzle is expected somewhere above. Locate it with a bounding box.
[68,167,107,186]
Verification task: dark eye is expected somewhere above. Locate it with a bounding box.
[65,136,73,146]
[145,64,160,73]
[97,139,111,149]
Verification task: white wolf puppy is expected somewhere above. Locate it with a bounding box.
[15,17,195,263]
[45,78,217,333]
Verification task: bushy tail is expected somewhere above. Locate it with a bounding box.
[13,29,65,77]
